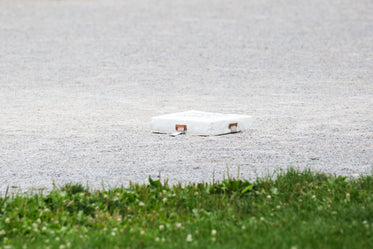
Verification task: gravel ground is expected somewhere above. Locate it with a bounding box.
[0,0,372,194]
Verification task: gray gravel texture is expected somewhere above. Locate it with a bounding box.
[1,0,372,194]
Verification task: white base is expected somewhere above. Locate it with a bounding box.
[151,110,252,135]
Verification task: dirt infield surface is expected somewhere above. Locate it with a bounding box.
[0,0,372,193]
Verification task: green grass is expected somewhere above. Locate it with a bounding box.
[1,168,372,249]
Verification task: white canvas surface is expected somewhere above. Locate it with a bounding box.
[151,110,252,135]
